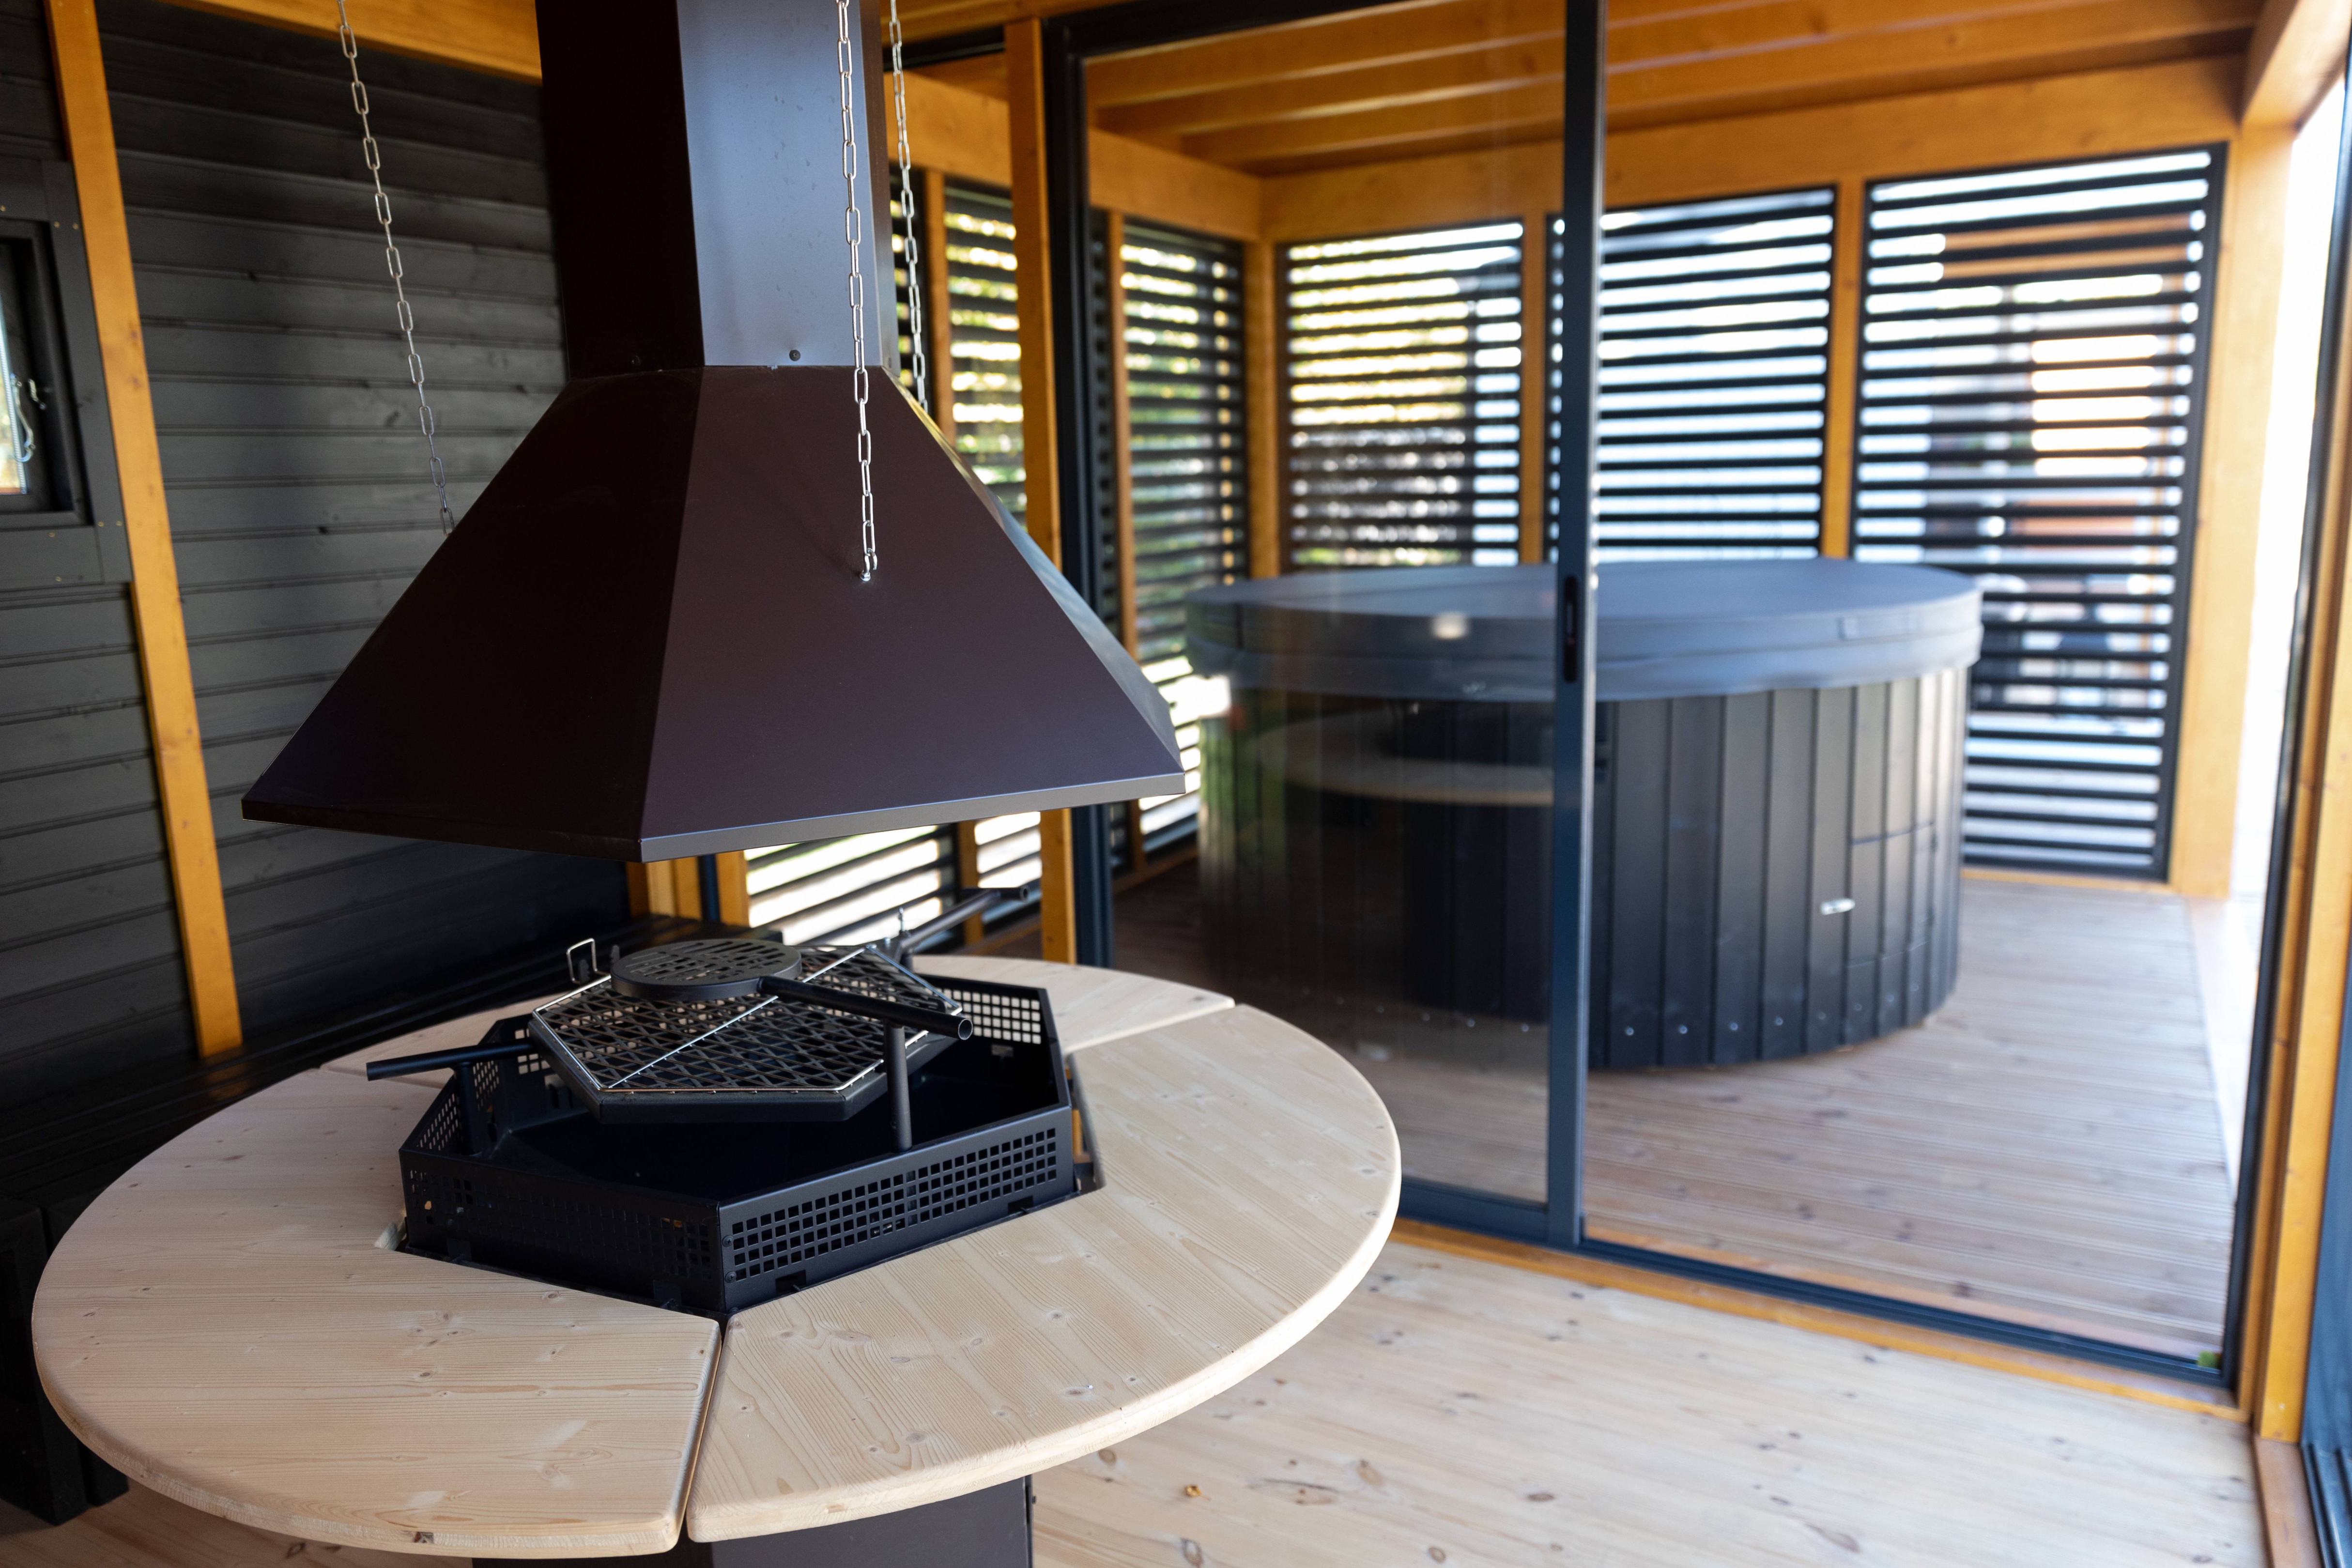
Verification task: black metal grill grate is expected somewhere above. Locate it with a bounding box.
[1852,148,2225,877]
[531,949,958,1103]
[798,946,961,1016]
[1280,222,1527,568]
[1557,189,1836,561]
[534,987,876,1096]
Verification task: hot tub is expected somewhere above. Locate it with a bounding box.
[1186,559,1982,1069]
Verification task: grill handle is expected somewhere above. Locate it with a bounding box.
[365,1036,526,1081]
[759,976,975,1039]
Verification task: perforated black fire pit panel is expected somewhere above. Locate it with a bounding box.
[396,975,1074,1316]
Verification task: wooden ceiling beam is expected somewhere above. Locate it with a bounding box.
[1610,0,2255,124]
[156,0,538,79]
[898,72,1262,240]
[1164,0,2242,173]
[1087,0,1561,108]
[1098,34,1564,138]
[1085,0,2247,170]
[1184,79,1562,170]
[2242,0,2352,125]
[1257,54,2244,241]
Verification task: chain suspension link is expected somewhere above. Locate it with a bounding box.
[837,0,878,582]
[887,0,926,415]
[334,1,454,534]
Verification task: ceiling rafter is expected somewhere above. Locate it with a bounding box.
[1097,34,1565,139]
[906,0,2259,174]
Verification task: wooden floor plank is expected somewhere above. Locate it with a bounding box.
[8,1243,2261,1568]
[1104,865,2239,1358]
[1032,1241,2262,1568]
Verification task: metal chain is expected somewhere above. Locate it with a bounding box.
[334,1,454,533]
[837,0,877,581]
[887,0,926,415]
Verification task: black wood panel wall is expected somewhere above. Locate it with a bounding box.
[1589,671,1966,1069]
[0,0,186,1100]
[88,0,620,1043]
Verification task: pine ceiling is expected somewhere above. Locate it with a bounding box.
[907,0,2261,173]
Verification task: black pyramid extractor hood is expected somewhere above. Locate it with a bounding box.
[239,0,1184,861]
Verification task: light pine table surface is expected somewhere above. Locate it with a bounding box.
[37,963,1396,1558]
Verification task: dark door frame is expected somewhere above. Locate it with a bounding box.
[1004,0,1607,1241]
[979,0,2281,1390]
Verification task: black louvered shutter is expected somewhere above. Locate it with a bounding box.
[1564,188,1835,560]
[1281,222,1527,568]
[1853,149,2225,877]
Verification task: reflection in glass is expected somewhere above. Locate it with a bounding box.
[1193,569,1552,1204]
[0,248,32,498]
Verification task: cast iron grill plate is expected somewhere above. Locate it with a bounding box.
[527,945,961,1119]
[608,937,801,999]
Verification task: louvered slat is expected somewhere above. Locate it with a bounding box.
[1564,188,1835,560]
[1281,222,1526,568]
[945,179,1026,524]
[1115,219,1248,856]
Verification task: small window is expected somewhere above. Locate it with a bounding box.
[0,225,71,517]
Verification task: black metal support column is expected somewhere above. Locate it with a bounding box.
[1541,0,1606,1250]
[1039,18,1115,967]
[695,855,722,924]
[2298,75,2352,1568]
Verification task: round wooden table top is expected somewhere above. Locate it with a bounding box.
[32,959,1399,1559]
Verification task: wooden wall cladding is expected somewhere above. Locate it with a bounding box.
[0,0,192,1099]
[86,0,619,1041]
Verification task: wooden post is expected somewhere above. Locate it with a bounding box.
[713,851,750,926]
[1518,212,1552,564]
[1816,177,1865,560]
[922,168,956,439]
[1005,18,1076,965]
[2173,125,2297,898]
[1245,239,1282,577]
[2243,0,2352,130]
[46,0,243,1055]
[627,860,704,920]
